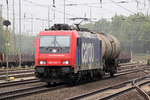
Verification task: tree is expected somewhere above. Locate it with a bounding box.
[81,13,150,54]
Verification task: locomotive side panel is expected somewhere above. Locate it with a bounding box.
[76,37,102,71]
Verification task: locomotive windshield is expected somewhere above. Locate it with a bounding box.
[39,35,71,53]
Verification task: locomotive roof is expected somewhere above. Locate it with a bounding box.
[39,30,98,39]
[40,24,98,38]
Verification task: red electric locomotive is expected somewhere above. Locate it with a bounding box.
[35,24,120,84]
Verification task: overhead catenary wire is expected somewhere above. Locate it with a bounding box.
[1,1,117,28]
[1,1,110,24]
[2,0,143,33]
[23,0,77,17]
[2,0,138,22]
[109,0,136,14]
[2,0,77,18]
[2,10,71,22]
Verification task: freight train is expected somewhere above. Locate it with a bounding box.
[0,53,34,67]
[34,24,120,84]
[118,51,131,63]
[0,33,35,67]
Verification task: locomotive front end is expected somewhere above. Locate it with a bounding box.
[35,31,78,83]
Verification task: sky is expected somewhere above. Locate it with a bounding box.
[0,0,150,35]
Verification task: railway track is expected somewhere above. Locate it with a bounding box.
[119,63,145,69]
[0,65,143,81]
[0,78,39,88]
[0,64,149,100]
[65,74,150,100]
[0,64,148,88]
[117,65,149,74]
[0,83,66,100]
[0,62,141,73]
[118,63,147,72]
[0,69,34,76]
[11,65,149,100]
[99,65,149,79]
[119,62,138,66]
[0,72,34,80]
[0,63,145,78]
[0,68,33,73]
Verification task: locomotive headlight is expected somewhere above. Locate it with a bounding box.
[52,49,57,53]
[40,61,46,65]
[62,61,69,64]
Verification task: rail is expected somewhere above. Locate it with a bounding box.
[133,79,150,100]
[0,83,66,100]
[66,74,150,100]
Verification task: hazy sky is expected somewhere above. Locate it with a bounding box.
[0,0,150,35]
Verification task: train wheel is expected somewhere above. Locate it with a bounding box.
[47,82,52,86]
[67,73,78,85]
[110,72,114,77]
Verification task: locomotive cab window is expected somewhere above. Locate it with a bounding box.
[39,35,71,54]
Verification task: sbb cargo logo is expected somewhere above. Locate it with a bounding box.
[81,42,94,64]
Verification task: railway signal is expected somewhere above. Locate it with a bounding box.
[3,20,11,27]
[3,20,11,81]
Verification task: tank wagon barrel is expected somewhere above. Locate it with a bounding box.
[96,33,120,60]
